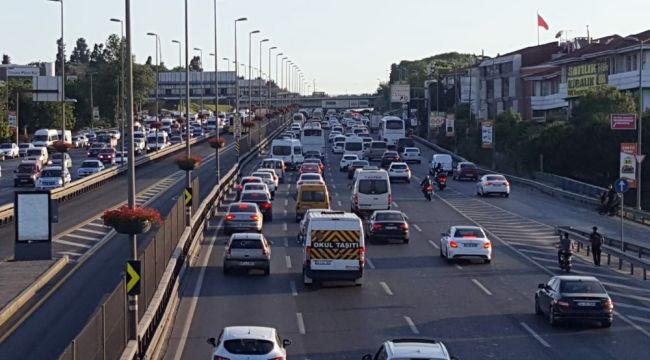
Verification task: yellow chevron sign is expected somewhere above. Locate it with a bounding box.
[126,260,141,295]
[310,230,361,260]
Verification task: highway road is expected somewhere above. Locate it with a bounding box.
[0,120,285,359]
[162,132,650,359]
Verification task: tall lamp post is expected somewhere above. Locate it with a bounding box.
[48,0,66,148]
[234,17,248,164]
[146,32,160,120]
[281,57,287,91]
[194,47,204,111]
[211,0,221,181]
[626,36,647,210]
[222,57,230,71]
[268,46,277,108]
[110,18,125,154]
[183,0,191,222]
[248,30,260,117]
[275,53,283,107]
[172,39,183,112]
[259,39,269,109]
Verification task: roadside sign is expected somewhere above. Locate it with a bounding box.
[92,107,100,121]
[8,111,17,127]
[445,113,455,137]
[611,114,636,130]
[481,120,493,149]
[391,84,410,103]
[635,154,646,163]
[620,143,637,188]
[615,178,629,193]
[126,260,141,295]
[183,187,192,207]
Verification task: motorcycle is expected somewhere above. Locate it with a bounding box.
[558,250,572,272]
[436,173,447,191]
[423,184,433,201]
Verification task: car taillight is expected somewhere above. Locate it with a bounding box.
[399,223,409,230]
[250,214,259,221]
[450,240,458,248]
[262,202,271,209]
[359,247,365,265]
[388,194,392,205]
[372,224,383,230]
[557,300,571,308]
[483,241,491,248]
[485,182,493,186]
[225,214,235,221]
[267,357,284,360]
[305,246,311,261]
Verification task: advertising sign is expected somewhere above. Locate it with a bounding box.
[481,120,494,149]
[567,61,609,97]
[6,66,40,77]
[390,84,410,103]
[429,112,445,129]
[15,192,51,242]
[620,143,637,188]
[610,114,636,130]
[92,107,100,121]
[445,113,455,137]
[8,111,17,127]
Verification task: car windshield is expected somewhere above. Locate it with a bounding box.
[229,204,256,213]
[358,179,388,195]
[19,144,31,149]
[391,164,407,169]
[375,212,404,221]
[253,173,272,179]
[244,184,266,191]
[486,175,506,181]
[81,161,100,168]
[454,228,484,238]
[16,164,35,173]
[242,178,261,185]
[293,146,302,154]
[1,144,12,149]
[301,174,321,180]
[300,190,326,202]
[385,120,403,129]
[384,152,398,157]
[223,339,274,355]
[230,239,263,249]
[41,169,62,177]
[560,280,606,294]
[345,142,362,151]
[343,155,357,161]
[273,145,291,155]
[461,163,477,169]
[99,149,113,154]
[27,149,42,156]
[241,193,270,202]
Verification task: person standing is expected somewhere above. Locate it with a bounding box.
[589,226,604,266]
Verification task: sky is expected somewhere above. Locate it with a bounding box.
[2,0,650,95]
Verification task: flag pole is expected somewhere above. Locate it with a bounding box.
[537,12,540,45]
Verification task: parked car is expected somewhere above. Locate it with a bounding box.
[222,233,272,275]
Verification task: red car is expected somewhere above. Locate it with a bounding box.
[97,148,116,165]
[299,163,321,174]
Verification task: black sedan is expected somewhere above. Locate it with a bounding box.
[239,190,273,221]
[380,151,401,168]
[347,160,369,179]
[366,210,409,244]
[535,275,613,328]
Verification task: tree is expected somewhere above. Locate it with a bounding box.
[55,38,66,75]
[70,37,90,64]
[189,56,202,71]
[1,54,10,64]
[145,56,153,66]
[90,43,106,65]
[132,63,156,106]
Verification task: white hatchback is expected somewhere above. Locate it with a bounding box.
[440,225,492,264]
[387,162,411,183]
[339,154,359,171]
[207,326,291,360]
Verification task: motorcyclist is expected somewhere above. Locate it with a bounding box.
[432,163,443,176]
[420,175,433,190]
[558,232,572,264]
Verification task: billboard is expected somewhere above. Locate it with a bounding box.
[481,120,493,149]
[8,111,17,127]
[391,84,410,103]
[620,143,637,188]
[15,192,51,242]
[567,61,608,97]
[445,113,455,137]
[611,114,636,130]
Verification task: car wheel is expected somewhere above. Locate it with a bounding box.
[505,193,510,198]
[406,179,411,183]
[263,266,270,276]
[484,258,491,264]
[535,297,543,315]
[303,269,313,286]
[403,238,409,244]
[548,307,557,326]
[601,320,612,328]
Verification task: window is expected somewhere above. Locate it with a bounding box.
[293,146,302,154]
[300,190,326,202]
[223,339,273,355]
[358,179,388,195]
[385,120,403,130]
[230,239,263,249]
[303,129,322,136]
[560,280,606,294]
[345,142,362,151]
[502,77,510,98]
[454,228,484,238]
[273,145,291,155]
[375,212,404,221]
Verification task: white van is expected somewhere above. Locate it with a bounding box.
[302,211,365,286]
[343,136,364,158]
[32,129,59,148]
[25,147,49,166]
[350,169,391,215]
[147,131,169,151]
[429,154,453,174]
[270,138,304,170]
[259,158,286,183]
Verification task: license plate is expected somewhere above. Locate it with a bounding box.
[464,243,478,247]
[385,226,397,230]
[314,260,331,265]
[577,301,596,307]
[239,261,254,266]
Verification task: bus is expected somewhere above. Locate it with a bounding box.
[301,124,325,158]
[379,116,405,148]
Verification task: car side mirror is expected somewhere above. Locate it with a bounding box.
[206,337,216,347]
[282,339,291,347]
[362,355,373,360]
[538,283,546,289]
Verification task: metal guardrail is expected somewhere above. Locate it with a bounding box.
[0,133,219,225]
[412,135,650,227]
[557,226,650,280]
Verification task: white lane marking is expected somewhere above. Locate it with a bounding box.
[602,281,650,293]
[53,239,93,248]
[287,184,291,191]
[75,228,107,235]
[615,311,650,338]
[471,279,493,296]
[284,199,289,206]
[392,201,399,208]
[283,209,288,216]
[366,258,376,269]
[404,316,420,334]
[171,228,219,360]
[428,240,439,249]
[296,313,306,334]
[64,233,100,241]
[608,291,650,303]
[284,238,289,247]
[628,315,650,324]
[379,281,394,296]
[285,255,292,269]
[520,322,551,348]
[337,200,342,207]
[615,302,650,313]
[455,264,463,270]
[290,281,298,296]
[413,224,422,232]
[283,222,288,231]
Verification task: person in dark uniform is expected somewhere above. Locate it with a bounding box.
[589,226,604,266]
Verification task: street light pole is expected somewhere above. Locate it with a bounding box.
[110,18,125,155]
[184,0,191,222]
[222,57,230,72]
[259,39,269,109]
[234,17,247,164]
[268,46,277,108]
[48,0,65,147]
[146,32,160,120]
[172,39,183,112]
[194,47,204,111]
[248,30,260,117]
[626,36,646,210]
[281,57,287,91]
[212,0,220,181]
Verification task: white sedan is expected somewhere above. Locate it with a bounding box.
[332,141,344,154]
[476,174,510,197]
[440,226,492,264]
[339,154,359,171]
[251,171,277,196]
[387,162,411,182]
[77,159,105,177]
[0,143,19,159]
[400,147,422,163]
[207,326,290,360]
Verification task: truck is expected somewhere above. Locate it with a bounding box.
[57,130,72,144]
[96,133,118,148]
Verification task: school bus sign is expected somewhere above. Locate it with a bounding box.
[567,61,609,97]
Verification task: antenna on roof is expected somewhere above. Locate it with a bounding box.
[586,25,591,43]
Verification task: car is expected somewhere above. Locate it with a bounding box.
[253,168,279,187]
[347,160,370,179]
[298,163,321,175]
[87,143,107,157]
[98,148,116,165]
[295,183,330,221]
[476,174,510,197]
[25,147,49,166]
[535,275,614,328]
[380,151,401,168]
[303,150,322,160]
[453,161,479,181]
[223,202,264,234]
[366,210,409,244]
[296,173,325,186]
[259,158,285,183]
[13,160,42,187]
[50,152,72,170]
[350,168,391,215]
[364,141,387,161]
[251,171,277,198]
[0,143,20,159]
[170,135,183,145]
[36,166,71,190]
[114,150,128,165]
[363,338,455,360]
[77,159,105,177]
[18,143,34,157]
[387,162,411,182]
[332,141,345,154]
[400,147,422,163]
[328,131,342,142]
[207,326,290,360]
[237,176,264,199]
[440,226,492,264]
[222,233,272,275]
[241,182,272,199]
[239,190,273,221]
[396,137,416,154]
[71,135,86,148]
[303,157,325,172]
[339,154,359,171]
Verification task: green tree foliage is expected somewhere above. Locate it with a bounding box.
[2,54,10,64]
[70,37,90,64]
[189,56,202,71]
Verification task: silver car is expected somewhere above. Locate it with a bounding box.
[223,202,263,235]
[222,233,271,275]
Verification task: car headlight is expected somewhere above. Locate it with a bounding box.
[58,179,63,185]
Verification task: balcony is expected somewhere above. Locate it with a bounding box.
[530,84,568,110]
[608,70,650,90]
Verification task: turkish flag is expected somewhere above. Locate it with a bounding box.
[537,14,549,30]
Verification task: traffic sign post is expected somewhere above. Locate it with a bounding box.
[183,187,193,207]
[614,178,628,252]
[126,260,141,296]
